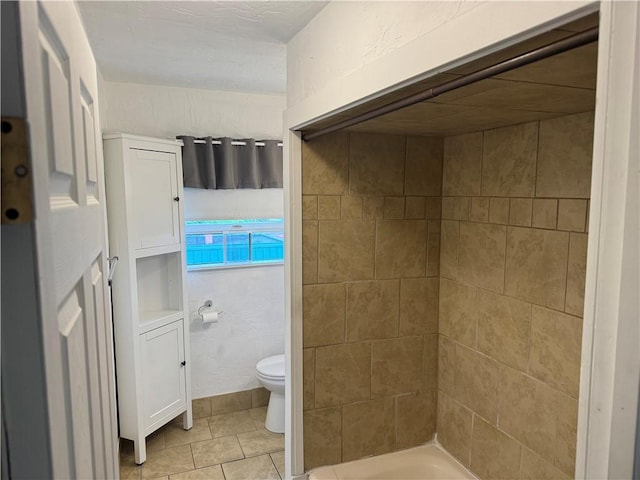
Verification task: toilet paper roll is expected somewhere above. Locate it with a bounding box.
[201,311,219,324]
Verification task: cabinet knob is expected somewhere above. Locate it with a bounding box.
[174,196,180,202]
[180,361,186,367]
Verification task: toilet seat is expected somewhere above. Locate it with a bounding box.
[256,354,284,379]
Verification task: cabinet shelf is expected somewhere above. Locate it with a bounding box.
[135,243,182,259]
[139,310,183,333]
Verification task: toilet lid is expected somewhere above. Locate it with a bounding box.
[256,354,285,378]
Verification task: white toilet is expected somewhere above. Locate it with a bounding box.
[255,354,285,433]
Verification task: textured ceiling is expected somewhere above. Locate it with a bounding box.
[78,1,327,94]
[304,13,598,137]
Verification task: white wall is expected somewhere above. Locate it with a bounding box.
[286,1,481,106]
[101,81,285,139]
[101,80,286,398]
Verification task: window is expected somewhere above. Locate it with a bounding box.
[185,219,284,269]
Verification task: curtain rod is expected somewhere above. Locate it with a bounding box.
[302,26,598,142]
[192,139,283,147]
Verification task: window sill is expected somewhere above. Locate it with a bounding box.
[187,261,284,272]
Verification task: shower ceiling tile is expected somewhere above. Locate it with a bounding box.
[497,43,598,89]
[444,81,595,114]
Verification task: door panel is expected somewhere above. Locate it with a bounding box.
[129,148,180,249]
[141,320,186,429]
[17,1,118,477]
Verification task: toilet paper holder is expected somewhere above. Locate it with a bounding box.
[197,300,224,321]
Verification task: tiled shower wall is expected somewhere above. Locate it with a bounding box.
[437,111,593,479]
[301,132,443,469]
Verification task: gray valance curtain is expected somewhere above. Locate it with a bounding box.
[178,136,283,189]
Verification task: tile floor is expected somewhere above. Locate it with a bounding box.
[120,407,285,480]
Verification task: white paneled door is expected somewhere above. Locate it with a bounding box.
[18,2,118,478]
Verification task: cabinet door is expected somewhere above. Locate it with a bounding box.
[140,320,186,430]
[129,148,180,249]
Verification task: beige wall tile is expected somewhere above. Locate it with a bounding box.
[315,343,371,407]
[396,392,436,449]
[438,335,455,396]
[443,132,482,196]
[343,397,396,461]
[375,220,427,278]
[363,196,384,220]
[251,388,270,408]
[302,221,318,285]
[383,196,405,219]
[423,334,438,392]
[347,280,399,341]
[499,366,558,462]
[566,233,588,316]
[318,220,375,282]
[318,195,341,220]
[350,133,406,195]
[482,121,538,197]
[536,111,594,198]
[303,407,342,470]
[477,290,531,371]
[399,277,439,336]
[521,449,571,480]
[489,197,510,225]
[371,336,422,397]
[470,197,489,223]
[586,200,590,232]
[440,278,477,348]
[440,220,459,279]
[437,392,473,466]
[302,132,349,195]
[442,197,456,220]
[509,198,533,226]
[427,230,441,277]
[341,196,363,220]
[192,398,211,419]
[303,349,315,411]
[532,199,558,229]
[530,306,583,397]
[210,391,252,416]
[555,393,578,476]
[405,136,443,196]
[505,227,569,311]
[303,284,345,347]
[405,196,426,219]
[458,222,506,293]
[302,195,318,220]
[453,344,499,423]
[455,197,471,221]
[426,197,442,219]
[470,416,522,480]
[557,199,587,232]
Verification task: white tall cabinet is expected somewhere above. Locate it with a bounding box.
[103,134,192,465]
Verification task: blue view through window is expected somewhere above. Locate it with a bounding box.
[186,219,284,268]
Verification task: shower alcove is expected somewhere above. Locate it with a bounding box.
[298,12,598,480]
